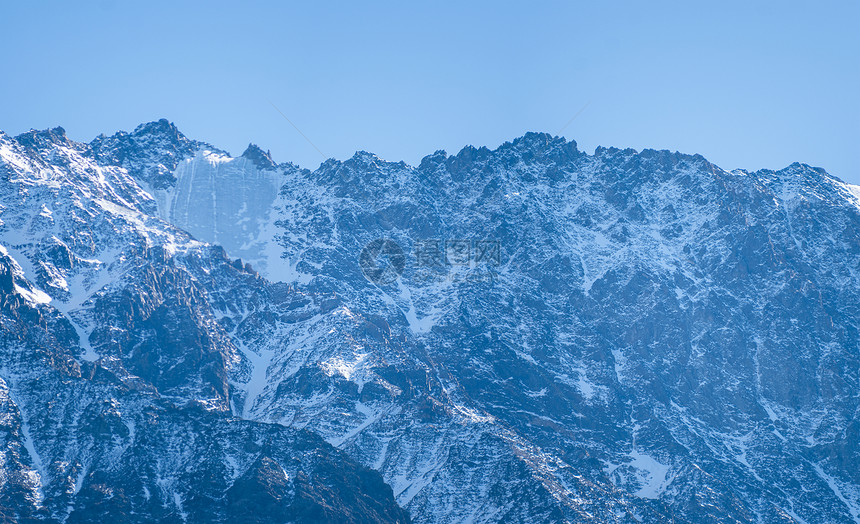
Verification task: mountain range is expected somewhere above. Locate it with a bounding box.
[1,119,859,522]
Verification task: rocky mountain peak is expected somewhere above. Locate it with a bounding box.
[131,117,186,141]
[88,119,198,190]
[13,125,73,151]
[241,143,277,170]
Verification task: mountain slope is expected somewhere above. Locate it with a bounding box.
[0,127,409,523]
[242,134,860,522]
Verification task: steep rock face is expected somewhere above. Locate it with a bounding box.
[0,129,409,523]
[160,150,284,267]
[91,122,297,278]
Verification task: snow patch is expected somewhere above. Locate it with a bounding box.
[812,462,860,523]
[628,450,672,499]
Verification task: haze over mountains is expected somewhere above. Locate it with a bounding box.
[2,119,859,522]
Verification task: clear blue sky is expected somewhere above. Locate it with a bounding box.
[2,1,858,182]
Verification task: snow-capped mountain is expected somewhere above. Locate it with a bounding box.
[2,120,859,522]
[0,125,407,523]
